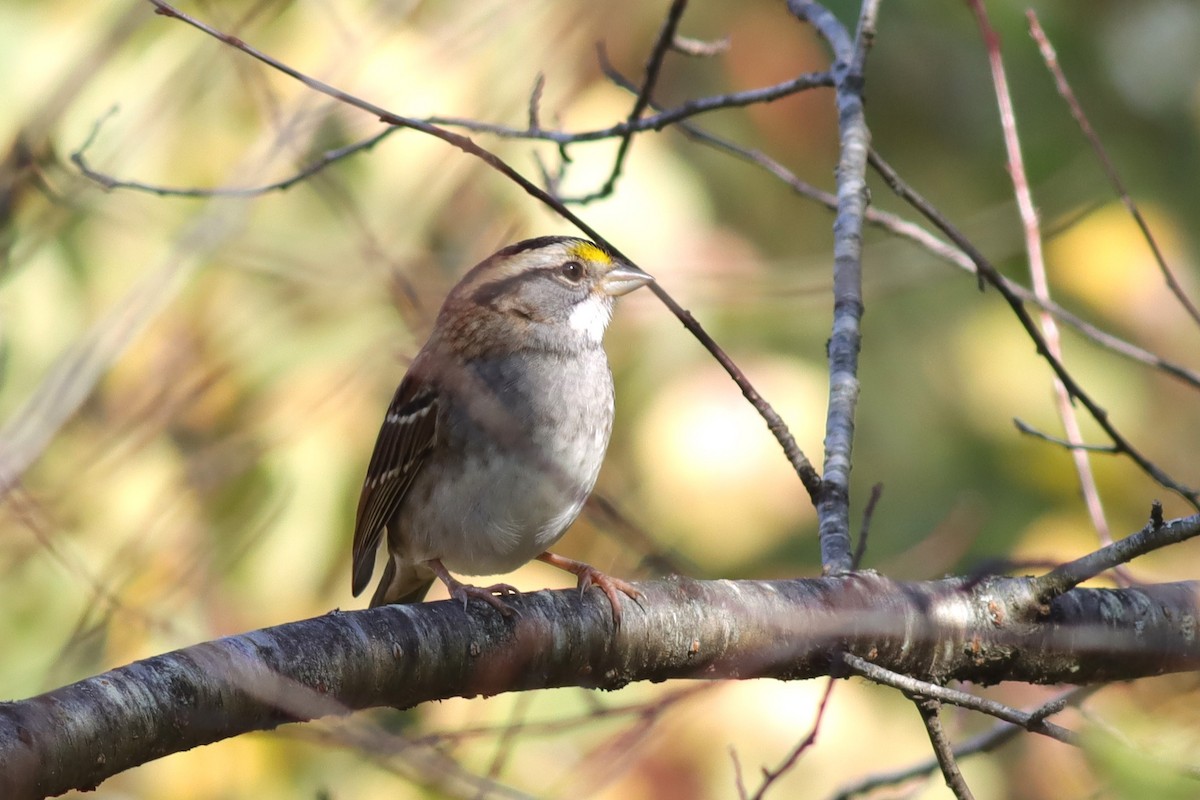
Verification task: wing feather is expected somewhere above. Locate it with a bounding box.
[351,370,439,596]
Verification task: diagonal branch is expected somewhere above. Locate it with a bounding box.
[831,687,1096,799]
[1031,503,1197,602]
[968,0,1122,575]
[141,0,823,501]
[594,63,1200,393]
[911,697,975,800]
[564,0,689,204]
[867,149,1200,511]
[1026,11,1200,328]
[841,654,1078,746]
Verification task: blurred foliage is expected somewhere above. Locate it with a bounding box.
[1,0,1198,798]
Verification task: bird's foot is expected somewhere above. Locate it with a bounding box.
[449,580,521,616]
[428,559,520,616]
[537,552,640,628]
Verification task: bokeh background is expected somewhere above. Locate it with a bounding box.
[2,0,1199,798]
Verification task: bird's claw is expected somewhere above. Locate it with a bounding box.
[448,581,521,617]
[579,568,640,629]
[537,552,640,629]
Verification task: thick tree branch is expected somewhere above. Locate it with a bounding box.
[4,542,1200,798]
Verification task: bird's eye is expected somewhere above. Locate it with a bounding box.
[559,261,585,282]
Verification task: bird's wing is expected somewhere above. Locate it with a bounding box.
[351,369,439,597]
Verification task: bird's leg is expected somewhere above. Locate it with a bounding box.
[536,552,640,628]
[426,558,520,616]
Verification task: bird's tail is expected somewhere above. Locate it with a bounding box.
[369,556,435,608]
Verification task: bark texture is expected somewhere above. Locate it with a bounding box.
[2,573,1198,798]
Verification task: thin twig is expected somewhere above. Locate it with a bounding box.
[968,0,1123,584]
[1026,11,1200,328]
[911,697,975,800]
[650,280,823,500]
[1031,505,1200,603]
[1012,419,1118,453]
[749,678,837,800]
[868,149,1200,511]
[851,483,883,570]
[429,70,834,143]
[72,108,399,197]
[831,687,1095,800]
[731,747,750,800]
[527,73,545,133]
[564,0,689,204]
[841,653,1078,745]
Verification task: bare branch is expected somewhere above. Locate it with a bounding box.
[7,562,1200,797]
[1026,11,1200,328]
[968,0,1122,580]
[831,687,1095,799]
[564,0,689,204]
[868,149,1200,510]
[1013,419,1119,453]
[851,482,883,569]
[71,108,399,198]
[786,0,883,573]
[911,697,975,800]
[732,747,750,800]
[1032,506,1198,602]
[840,654,1078,745]
[527,72,545,133]
[749,678,837,800]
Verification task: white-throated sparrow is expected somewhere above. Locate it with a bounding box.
[352,236,652,625]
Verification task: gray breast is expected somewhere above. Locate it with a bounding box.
[454,347,615,469]
[400,347,615,574]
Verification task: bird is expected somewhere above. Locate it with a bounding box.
[351,235,653,626]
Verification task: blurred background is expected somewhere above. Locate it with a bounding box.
[1,0,1199,797]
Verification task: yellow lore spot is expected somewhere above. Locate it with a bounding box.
[569,241,612,265]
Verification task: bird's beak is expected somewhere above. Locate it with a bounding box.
[601,262,654,297]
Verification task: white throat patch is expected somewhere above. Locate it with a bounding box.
[568,295,612,343]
